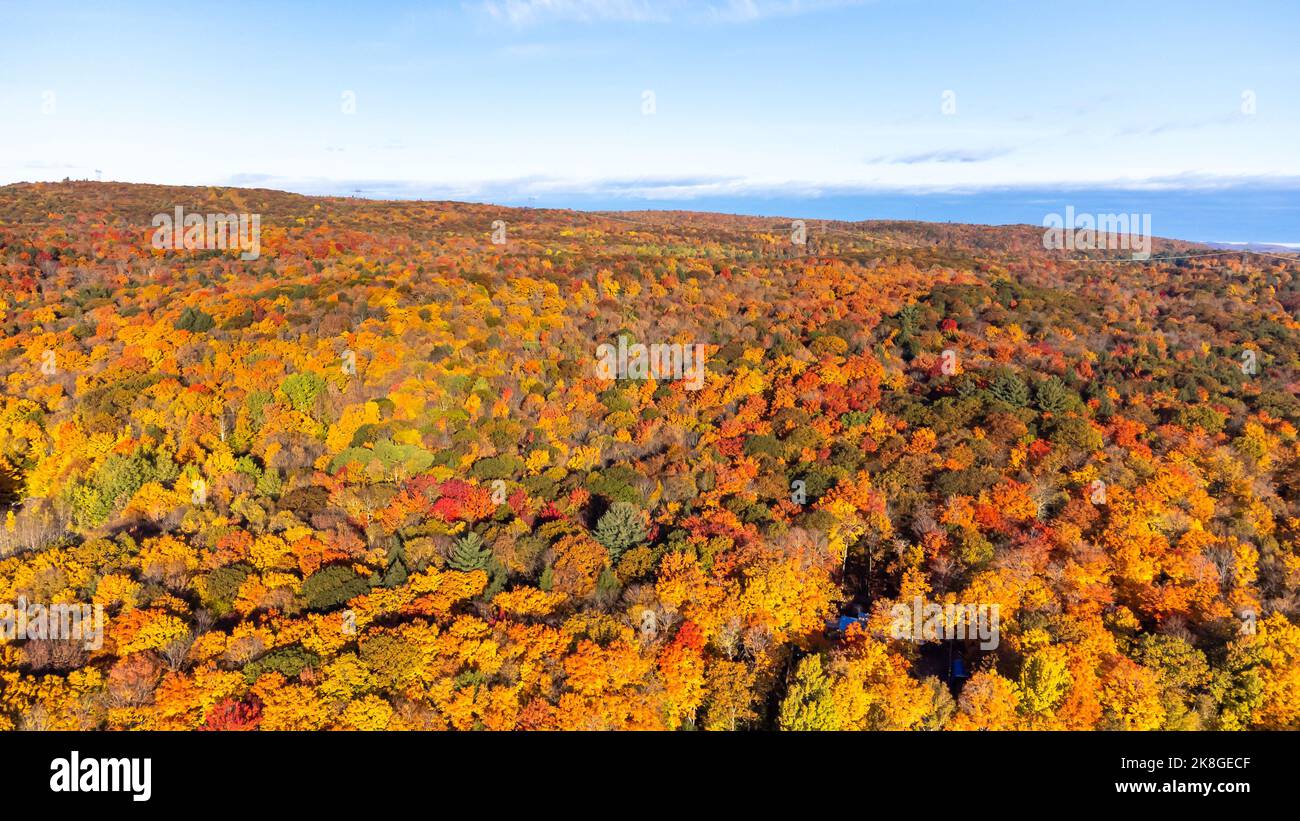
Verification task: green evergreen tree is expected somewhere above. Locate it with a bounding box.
[302,565,371,610]
[593,501,646,561]
[1034,376,1076,415]
[595,565,621,602]
[1096,390,1116,421]
[174,306,215,332]
[448,530,492,572]
[381,540,409,588]
[484,558,508,600]
[988,372,1030,408]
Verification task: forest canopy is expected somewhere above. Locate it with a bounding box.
[0,181,1298,731]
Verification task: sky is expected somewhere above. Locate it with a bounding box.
[1,0,1298,241]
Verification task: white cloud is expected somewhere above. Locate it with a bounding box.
[476,0,866,25]
[479,0,670,25]
[220,172,1300,204]
[704,0,869,24]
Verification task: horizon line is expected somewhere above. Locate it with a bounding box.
[5,178,1300,248]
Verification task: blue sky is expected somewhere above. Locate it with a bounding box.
[2,0,1298,241]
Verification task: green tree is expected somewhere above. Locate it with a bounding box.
[380,540,409,588]
[595,565,620,601]
[242,646,320,683]
[280,371,327,415]
[1018,647,1072,723]
[196,564,252,616]
[1034,376,1077,415]
[778,654,840,731]
[174,306,214,332]
[68,448,178,528]
[593,501,646,561]
[988,372,1030,408]
[302,565,371,610]
[448,530,492,572]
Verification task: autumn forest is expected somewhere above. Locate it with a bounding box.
[1,180,1298,732]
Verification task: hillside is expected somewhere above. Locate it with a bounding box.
[0,180,1298,731]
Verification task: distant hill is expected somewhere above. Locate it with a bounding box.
[1205,241,1300,253]
[1,180,1218,260]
